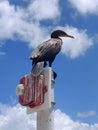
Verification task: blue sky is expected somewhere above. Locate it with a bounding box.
[0,0,98,130]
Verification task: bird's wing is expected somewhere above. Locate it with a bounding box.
[30,39,59,59]
[30,38,62,63]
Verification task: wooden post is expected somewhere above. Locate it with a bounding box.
[37,68,55,130]
[17,67,55,130]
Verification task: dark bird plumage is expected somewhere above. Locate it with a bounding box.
[30,30,74,76]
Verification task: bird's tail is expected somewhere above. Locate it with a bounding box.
[31,62,45,76]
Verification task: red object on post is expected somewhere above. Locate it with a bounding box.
[19,74,47,108]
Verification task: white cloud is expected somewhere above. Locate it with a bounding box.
[0,103,36,130]
[27,0,60,21]
[77,110,96,118]
[0,1,23,40]
[56,25,93,58]
[0,0,60,47]
[68,0,98,15]
[0,103,98,130]
[0,52,6,56]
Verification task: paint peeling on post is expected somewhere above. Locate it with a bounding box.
[16,67,55,130]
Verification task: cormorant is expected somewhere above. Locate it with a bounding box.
[30,30,74,77]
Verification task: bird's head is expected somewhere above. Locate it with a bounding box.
[51,30,74,39]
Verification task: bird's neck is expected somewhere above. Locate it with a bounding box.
[51,37,62,40]
[51,33,62,40]
[51,33,59,38]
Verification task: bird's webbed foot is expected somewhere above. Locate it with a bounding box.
[44,62,47,67]
[53,71,57,79]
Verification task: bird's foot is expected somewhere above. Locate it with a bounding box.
[53,71,57,79]
[44,62,47,67]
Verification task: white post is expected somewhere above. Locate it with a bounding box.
[37,68,55,130]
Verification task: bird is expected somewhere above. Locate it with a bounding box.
[30,30,74,77]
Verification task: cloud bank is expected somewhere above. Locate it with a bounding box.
[0,103,98,130]
[0,0,59,47]
[77,110,96,118]
[60,26,93,58]
[68,0,98,15]
[27,0,60,21]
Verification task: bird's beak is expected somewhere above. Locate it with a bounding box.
[60,33,74,38]
[66,34,74,38]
